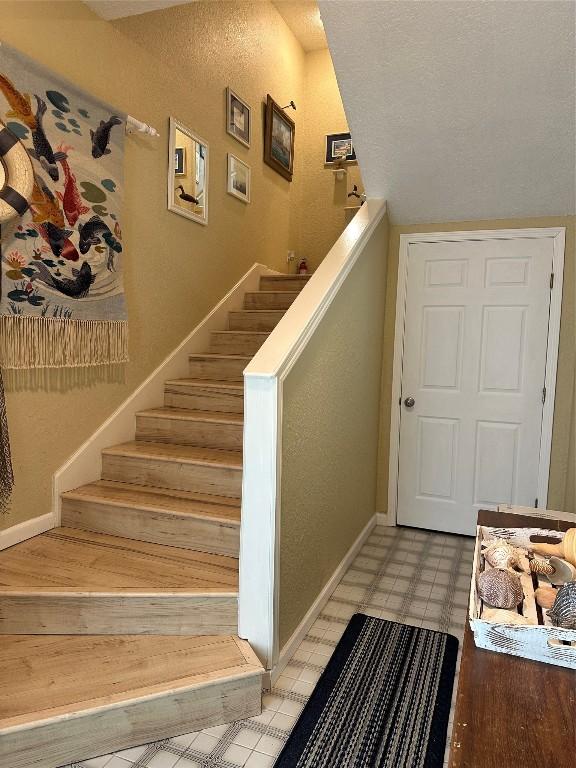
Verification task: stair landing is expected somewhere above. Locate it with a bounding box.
[0,634,263,768]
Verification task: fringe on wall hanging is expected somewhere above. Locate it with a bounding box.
[0,41,129,368]
[0,316,128,368]
[0,369,13,514]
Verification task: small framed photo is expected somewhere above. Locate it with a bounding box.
[174,146,186,176]
[227,153,251,203]
[226,87,251,148]
[264,94,295,182]
[325,132,356,164]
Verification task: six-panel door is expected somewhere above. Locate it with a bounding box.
[397,237,552,535]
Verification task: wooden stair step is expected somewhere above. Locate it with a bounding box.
[0,633,262,768]
[188,353,251,381]
[62,480,240,556]
[136,407,243,450]
[244,291,299,310]
[228,309,286,332]
[165,378,244,413]
[259,274,311,291]
[0,527,238,634]
[102,441,243,497]
[210,330,269,356]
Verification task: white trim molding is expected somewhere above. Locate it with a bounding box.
[269,514,377,687]
[388,227,566,528]
[0,512,54,551]
[239,199,387,670]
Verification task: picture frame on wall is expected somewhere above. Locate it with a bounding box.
[174,146,186,176]
[226,87,251,148]
[227,153,251,203]
[325,132,356,164]
[263,94,295,182]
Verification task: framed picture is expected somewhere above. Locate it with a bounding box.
[264,94,295,182]
[226,87,251,148]
[227,153,251,203]
[174,146,186,176]
[325,132,356,164]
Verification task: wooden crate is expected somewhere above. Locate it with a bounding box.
[469,523,576,669]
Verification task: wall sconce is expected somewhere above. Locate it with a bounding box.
[281,101,297,111]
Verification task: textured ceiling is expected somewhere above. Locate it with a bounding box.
[84,0,194,20]
[319,0,576,223]
[272,1,327,52]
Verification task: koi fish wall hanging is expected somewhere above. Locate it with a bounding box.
[0,42,128,368]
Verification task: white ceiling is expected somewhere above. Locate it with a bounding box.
[84,0,194,21]
[272,1,328,52]
[319,1,576,223]
[86,0,328,53]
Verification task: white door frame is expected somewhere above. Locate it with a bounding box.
[388,227,566,526]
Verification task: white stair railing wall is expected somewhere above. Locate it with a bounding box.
[239,199,389,674]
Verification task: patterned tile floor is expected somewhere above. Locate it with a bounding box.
[66,525,475,768]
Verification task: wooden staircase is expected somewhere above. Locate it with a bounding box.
[0,273,310,768]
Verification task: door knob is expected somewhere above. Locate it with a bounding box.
[404,396,415,408]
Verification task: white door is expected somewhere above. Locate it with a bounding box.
[396,235,556,536]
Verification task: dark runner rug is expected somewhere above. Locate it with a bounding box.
[274,613,458,768]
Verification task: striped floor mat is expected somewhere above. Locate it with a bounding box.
[274,614,458,768]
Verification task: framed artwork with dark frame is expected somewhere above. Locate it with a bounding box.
[325,132,356,164]
[264,94,295,182]
[226,87,251,148]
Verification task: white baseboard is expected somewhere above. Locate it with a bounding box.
[52,262,278,525]
[0,512,54,551]
[376,511,389,526]
[270,513,377,686]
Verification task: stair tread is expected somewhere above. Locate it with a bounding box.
[0,527,238,593]
[212,331,270,336]
[245,290,300,295]
[188,353,253,360]
[0,633,262,730]
[261,274,310,280]
[63,480,241,524]
[102,441,243,468]
[138,407,243,425]
[230,309,286,314]
[165,378,244,390]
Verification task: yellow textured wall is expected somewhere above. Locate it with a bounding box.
[376,216,576,518]
[0,0,348,530]
[279,213,388,647]
[291,48,364,271]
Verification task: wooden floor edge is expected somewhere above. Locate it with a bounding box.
[0,664,264,733]
[163,378,244,386]
[136,411,244,424]
[188,354,253,360]
[0,589,239,596]
[60,492,242,525]
[101,445,244,469]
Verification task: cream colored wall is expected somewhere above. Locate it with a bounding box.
[376,216,576,519]
[279,213,388,647]
[0,0,318,530]
[291,48,364,271]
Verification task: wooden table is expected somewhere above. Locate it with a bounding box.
[449,509,576,768]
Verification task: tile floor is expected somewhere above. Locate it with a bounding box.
[66,525,476,768]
